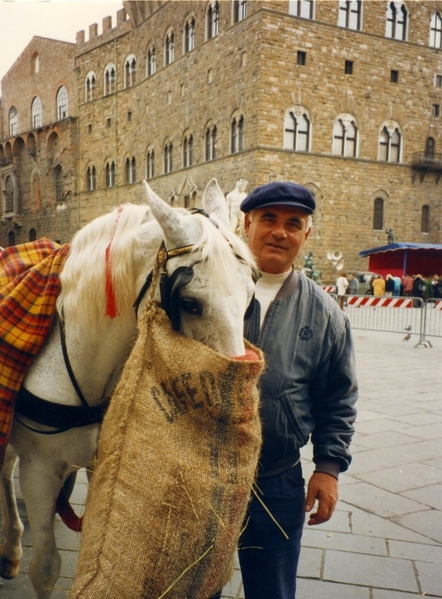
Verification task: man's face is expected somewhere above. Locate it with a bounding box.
[244,205,311,274]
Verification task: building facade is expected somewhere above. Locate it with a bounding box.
[1,0,442,277]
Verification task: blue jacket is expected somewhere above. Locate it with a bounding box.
[245,270,358,478]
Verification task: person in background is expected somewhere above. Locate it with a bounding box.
[211,181,358,599]
[412,274,425,302]
[336,272,349,310]
[372,275,386,296]
[393,275,402,297]
[431,274,441,299]
[347,273,359,295]
[385,274,394,297]
[402,274,413,297]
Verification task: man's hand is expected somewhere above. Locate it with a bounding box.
[304,472,338,526]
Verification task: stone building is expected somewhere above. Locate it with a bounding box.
[0,36,77,246]
[1,0,442,276]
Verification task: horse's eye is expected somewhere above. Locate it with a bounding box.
[180,297,202,315]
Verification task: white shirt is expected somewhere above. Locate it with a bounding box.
[255,270,291,327]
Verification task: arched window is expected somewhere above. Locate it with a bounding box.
[386,2,407,41]
[5,176,15,212]
[165,31,175,65]
[56,86,68,120]
[231,115,244,153]
[233,0,247,23]
[31,97,42,129]
[124,56,137,89]
[54,165,64,202]
[106,161,116,188]
[9,106,18,136]
[146,149,155,179]
[338,0,362,30]
[85,72,96,102]
[207,1,220,39]
[333,116,358,157]
[289,0,315,19]
[205,124,217,161]
[8,231,16,247]
[284,109,310,151]
[183,133,194,167]
[379,125,401,162]
[164,142,173,173]
[425,137,435,159]
[29,228,37,242]
[104,64,116,96]
[421,205,430,233]
[430,12,442,48]
[125,157,136,184]
[373,198,384,230]
[184,17,195,53]
[87,165,96,191]
[147,48,156,77]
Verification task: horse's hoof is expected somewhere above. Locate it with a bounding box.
[0,556,21,580]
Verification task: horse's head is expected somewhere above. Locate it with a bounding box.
[140,179,256,357]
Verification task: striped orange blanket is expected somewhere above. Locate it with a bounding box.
[0,239,70,468]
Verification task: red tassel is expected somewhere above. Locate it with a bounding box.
[105,206,123,318]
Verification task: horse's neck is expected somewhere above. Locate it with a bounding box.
[24,312,138,406]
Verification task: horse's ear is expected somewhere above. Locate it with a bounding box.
[142,180,190,247]
[202,179,230,230]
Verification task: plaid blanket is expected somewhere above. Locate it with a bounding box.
[0,239,70,468]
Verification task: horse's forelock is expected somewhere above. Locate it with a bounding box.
[190,214,256,277]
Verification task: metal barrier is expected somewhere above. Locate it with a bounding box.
[415,299,442,347]
[343,295,424,338]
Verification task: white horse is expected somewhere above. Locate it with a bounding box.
[0,179,256,599]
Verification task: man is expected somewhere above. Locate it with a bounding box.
[212,181,357,599]
[336,272,349,310]
[372,275,386,296]
[347,273,359,294]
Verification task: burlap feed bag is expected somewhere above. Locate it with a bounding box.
[70,303,263,599]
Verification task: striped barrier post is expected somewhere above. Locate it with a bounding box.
[322,285,336,294]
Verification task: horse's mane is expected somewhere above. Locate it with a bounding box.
[58,203,151,329]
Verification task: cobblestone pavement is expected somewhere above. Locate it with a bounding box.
[1,330,441,598]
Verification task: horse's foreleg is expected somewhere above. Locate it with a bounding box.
[19,459,63,599]
[0,446,24,580]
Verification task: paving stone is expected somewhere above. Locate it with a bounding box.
[354,430,420,451]
[323,550,418,592]
[350,510,439,544]
[394,510,442,544]
[340,481,428,518]
[401,422,442,440]
[388,539,442,564]
[373,590,430,599]
[415,560,442,596]
[402,484,442,511]
[297,546,322,578]
[392,412,442,426]
[297,578,370,599]
[302,528,387,556]
[357,463,442,494]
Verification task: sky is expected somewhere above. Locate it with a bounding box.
[0,0,124,93]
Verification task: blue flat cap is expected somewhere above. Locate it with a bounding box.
[240,181,316,214]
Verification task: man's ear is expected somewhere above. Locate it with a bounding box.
[244,212,252,237]
[304,226,312,242]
